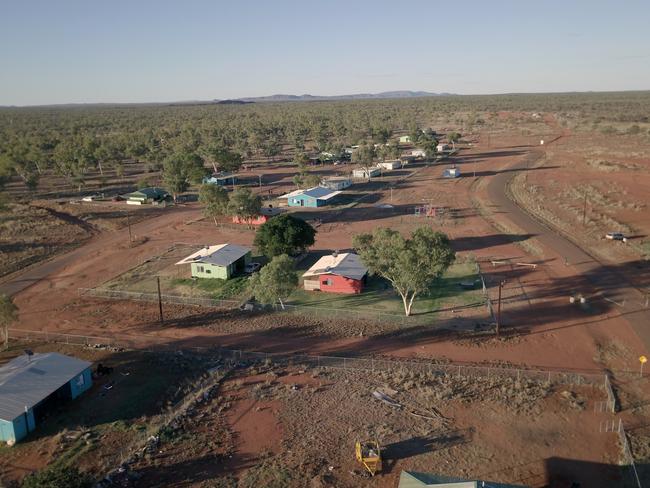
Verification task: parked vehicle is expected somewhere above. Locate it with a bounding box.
[244,262,262,273]
[605,232,626,241]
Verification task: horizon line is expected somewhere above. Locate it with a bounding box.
[2,88,650,109]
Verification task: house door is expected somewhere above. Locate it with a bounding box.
[300,199,304,207]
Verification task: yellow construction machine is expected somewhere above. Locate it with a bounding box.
[355,440,381,476]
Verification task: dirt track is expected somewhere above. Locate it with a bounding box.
[487,145,650,353]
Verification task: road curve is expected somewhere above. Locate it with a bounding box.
[486,148,650,353]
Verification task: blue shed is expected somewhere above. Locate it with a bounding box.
[282,186,342,208]
[0,352,93,444]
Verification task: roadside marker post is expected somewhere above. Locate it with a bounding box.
[640,356,647,377]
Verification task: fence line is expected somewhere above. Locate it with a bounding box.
[78,287,240,309]
[78,287,442,325]
[600,418,642,488]
[8,328,609,388]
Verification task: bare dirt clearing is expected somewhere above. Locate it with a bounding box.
[124,363,621,488]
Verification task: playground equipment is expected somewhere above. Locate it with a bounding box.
[414,204,446,218]
[355,440,382,476]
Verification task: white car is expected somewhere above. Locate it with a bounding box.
[244,262,262,273]
[605,232,626,241]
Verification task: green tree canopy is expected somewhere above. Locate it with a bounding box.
[162,152,206,201]
[352,143,376,179]
[226,187,262,220]
[202,144,243,173]
[447,131,461,149]
[248,254,298,309]
[417,133,439,162]
[353,227,455,316]
[199,183,229,225]
[22,465,93,488]
[0,293,18,350]
[254,214,316,258]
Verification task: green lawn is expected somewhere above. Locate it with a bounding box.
[287,261,482,316]
[171,276,249,300]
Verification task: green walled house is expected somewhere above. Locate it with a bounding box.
[124,187,170,205]
[175,243,252,279]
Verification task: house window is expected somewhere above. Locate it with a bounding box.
[205,269,211,274]
[76,373,85,387]
[324,278,333,286]
[197,265,204,273]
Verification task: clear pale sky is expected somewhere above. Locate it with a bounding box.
[1,0,649,106]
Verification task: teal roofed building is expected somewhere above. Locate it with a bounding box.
[398,471,528,488]
[280,186,342,207]
[124,187,170,205]
[0,353,93,444]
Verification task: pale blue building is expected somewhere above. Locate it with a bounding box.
[0,352,93,443]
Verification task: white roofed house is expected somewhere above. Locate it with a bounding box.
[302,252,368,294]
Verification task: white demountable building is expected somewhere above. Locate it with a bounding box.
[322,176,353,191]
[352,167,381,179]
[377,160,402,170]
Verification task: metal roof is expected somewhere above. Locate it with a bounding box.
[0,353,92,421]
[399,471,527,488]
[280,186,342,201]
[126,187,169,199]
[303,252,368,281]
[175,243,251,267]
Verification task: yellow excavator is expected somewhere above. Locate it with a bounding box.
[355,440,381,476]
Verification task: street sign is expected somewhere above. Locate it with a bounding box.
[640,356,648,377]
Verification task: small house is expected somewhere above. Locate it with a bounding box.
[125,187,170,205]
[442,167,461,178]
[176,243,252,279]
[281,187,342,207]
[203,172,237,187]
[0,353,93,443]
[437,143,451,152]
[232,206,283,226]
[400,155,415,166]
[322,177,353,191]
[409,149,426,158]
[378,160,402,170]
[398,471,526,488]
[352,167,381,179]
[399,135,411,144]
[302,252,368,294]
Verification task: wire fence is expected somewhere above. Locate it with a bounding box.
[9,328,609,389]
[78,287,240,309]
[276,302,422,325]
[600,418,643,488]
[78,287,449,325]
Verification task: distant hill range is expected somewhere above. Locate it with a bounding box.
[217,90,453,103]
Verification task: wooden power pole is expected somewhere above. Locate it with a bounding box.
[496,280,505,337]
[157,277,164,325]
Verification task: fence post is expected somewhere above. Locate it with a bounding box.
[344,358,347,369]
[458,365,461,378]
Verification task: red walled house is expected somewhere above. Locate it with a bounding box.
[232,206,283,226]
[302,252,368,294]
